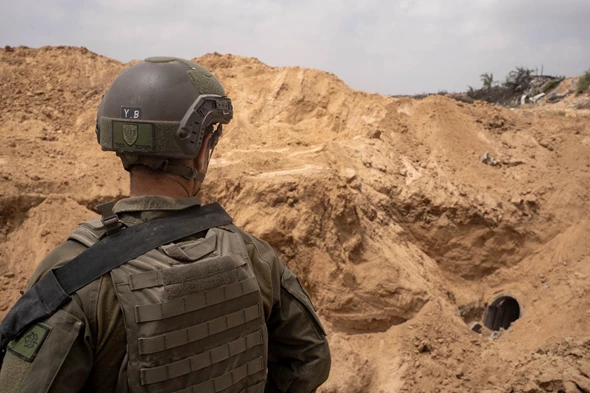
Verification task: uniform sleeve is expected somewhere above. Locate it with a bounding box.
[239,232,331,393]
[265,265,331,393]
[0,242,95,393]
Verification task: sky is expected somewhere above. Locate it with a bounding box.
[1,0,589,95]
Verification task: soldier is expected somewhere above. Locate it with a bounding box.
[0,57,331,393]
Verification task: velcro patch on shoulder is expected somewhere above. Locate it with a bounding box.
[7,323,51,362]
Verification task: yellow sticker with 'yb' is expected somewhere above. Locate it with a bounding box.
[7,323,50,362]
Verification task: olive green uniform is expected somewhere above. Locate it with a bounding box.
[0,196,331,393]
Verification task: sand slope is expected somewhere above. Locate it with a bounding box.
[1,46,590,392]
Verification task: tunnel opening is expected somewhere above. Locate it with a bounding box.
[483,295,521,331]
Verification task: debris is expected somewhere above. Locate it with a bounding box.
[490,328,505,340]
[470,322,483,334]
[530,92,545,104]
[547,92,568,103]
[480,152,499,166]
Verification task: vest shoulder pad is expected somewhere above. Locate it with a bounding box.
[68,219,107,247]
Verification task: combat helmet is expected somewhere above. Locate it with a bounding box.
[96,57,233,181]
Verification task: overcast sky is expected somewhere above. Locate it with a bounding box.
[1,0,589,95]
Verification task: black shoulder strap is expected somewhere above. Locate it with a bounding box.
[0,202,232,366]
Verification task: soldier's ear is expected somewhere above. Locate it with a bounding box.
[195,134,213,173]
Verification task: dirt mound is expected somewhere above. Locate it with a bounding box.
[2,46,590,392]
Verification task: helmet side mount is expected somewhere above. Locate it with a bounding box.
[176,95,233,157]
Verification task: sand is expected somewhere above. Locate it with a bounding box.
[1,46,590,392]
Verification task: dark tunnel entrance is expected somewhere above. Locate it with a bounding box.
[483,296,521,331]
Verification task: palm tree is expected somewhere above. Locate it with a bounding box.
[480,73,494,90]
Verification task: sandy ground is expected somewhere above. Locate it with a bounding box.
[1,46,590,393]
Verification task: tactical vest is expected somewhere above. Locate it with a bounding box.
[69,219,267,393]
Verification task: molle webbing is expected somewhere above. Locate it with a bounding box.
[139,305,260,355]
[134,277,259,323]
[129,254,241,291]
[110,225,267,393]
[171,362,265,393]
[141,331,263,385]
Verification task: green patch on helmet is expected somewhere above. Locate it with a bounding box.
[112,121,155,152]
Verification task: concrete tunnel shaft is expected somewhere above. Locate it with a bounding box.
[483,295,521,331]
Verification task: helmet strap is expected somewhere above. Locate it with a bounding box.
[160,162,206,182]
[118,122,223,187]
[118,154,206,181]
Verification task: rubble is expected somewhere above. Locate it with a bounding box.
[480,152,499,166]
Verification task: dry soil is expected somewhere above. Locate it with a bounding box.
[1,46,590,393]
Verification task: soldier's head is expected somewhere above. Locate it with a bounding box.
[95,57,232,196]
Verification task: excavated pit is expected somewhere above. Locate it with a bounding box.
[1,46,590,393]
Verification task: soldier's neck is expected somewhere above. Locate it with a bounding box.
[130,173,199,199]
